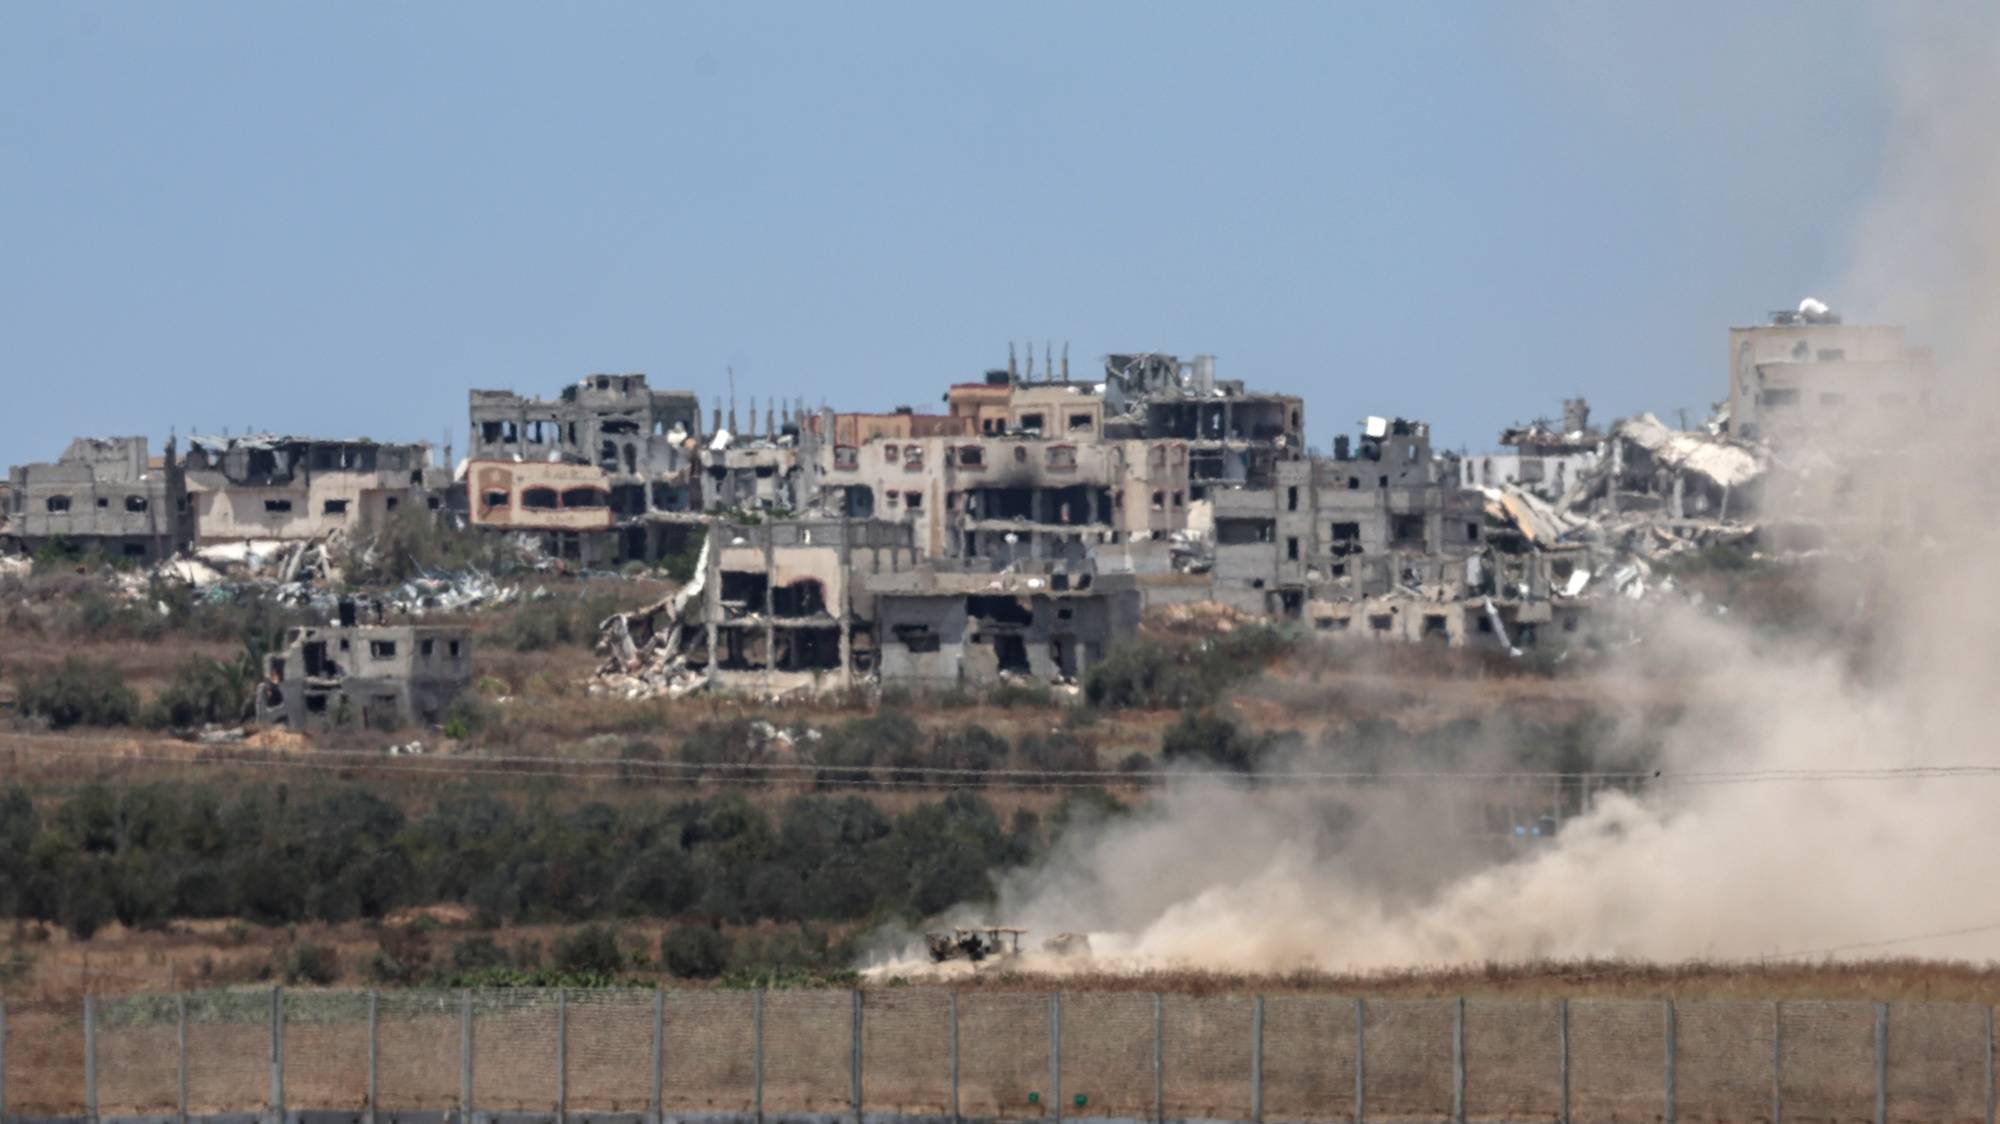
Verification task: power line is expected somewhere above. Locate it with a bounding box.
[1757,920,2000,962]
[8,733,2000,791]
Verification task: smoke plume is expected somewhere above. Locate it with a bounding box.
[879,15,2000,975]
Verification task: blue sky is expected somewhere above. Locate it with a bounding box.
[1,3,1907,464]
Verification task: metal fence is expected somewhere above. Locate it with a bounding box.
[4,989,1996,1123]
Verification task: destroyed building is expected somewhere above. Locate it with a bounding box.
[701,401,813,517]
[596,518,921,697]
[1726,300,1936,444]
[873,565,1140,686]
[1205,416,1487,619]
[17,303,1910,697]
[257,598,472,731]
[467,374,801,566]
[182,435,449,543]
[1,437,192,562]
[595,514,1142,697]
[1463,398,1603,499]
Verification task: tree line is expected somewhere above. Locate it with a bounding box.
[0,779,1126,943]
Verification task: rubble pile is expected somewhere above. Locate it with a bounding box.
[590,535,711,700]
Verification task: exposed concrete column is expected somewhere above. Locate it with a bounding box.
[1609,439,1623,515]
[838,521,855,688]
[705,527,720,676]
[763,531,776,691]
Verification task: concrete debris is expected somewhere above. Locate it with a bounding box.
[1482,484,1590,546]
[1614,412,1764,490]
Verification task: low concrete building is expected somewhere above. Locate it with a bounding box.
[872,566,1140,687]
[3,437,191,562]
[257,602,472,731]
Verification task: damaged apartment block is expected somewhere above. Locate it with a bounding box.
[872,565,1139,687]
[594,514,1140,698]
[2,436,192,562]
[181,434,449,543]
[467,373,815,566]
[597,518,922,698]
[257,598,473,731]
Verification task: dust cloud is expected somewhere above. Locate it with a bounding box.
[871,16,2000,976]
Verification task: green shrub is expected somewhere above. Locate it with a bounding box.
[659,528,707,584]
[1082,626,1294,711]
[448,934,510,972]
[281,942,340,985]
[144,656,252,730]
[552,923,625,976]
[441,694,493,740]
[812,712,922,786]
[18,658,137,729]
[930,725,1006,779]
[677,719,777,781]
[1160,708,1268,772]
[660,925,731,980]
[1015,731,1097,775]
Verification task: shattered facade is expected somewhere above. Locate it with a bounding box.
[256,599,472,732]
[2,437,192,562]
[1727,304,1935,445]
[182,435,449,543]
[467,373,790,565]
[595,514,1142,698]
[1464,397,1603,499]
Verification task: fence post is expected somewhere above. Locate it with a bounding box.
[753,989,765,1124]
[0,996,7,1124]
[1354,998,1366,1124]
[460,990,474,1124]
[1557,998,1569,1124]
[1874,1002,1888,1124]
[85,995,99,1124]
[272,988,285,1124]
[365,991,378,1124]
[1663,999,1676,1124]
[1049,993,1062,1123]
[1773,1001,1783,1124]
[949,992,961,1124]
[1152,993,1164,1124]
[1250,996,1264,1124]
[1976,1000,1992,1120]
[851,990,864,1124]
[178,994,190,1124]
[1452,997,1465,1124]
[557,989,569,1124]
[651,986,665,1124]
